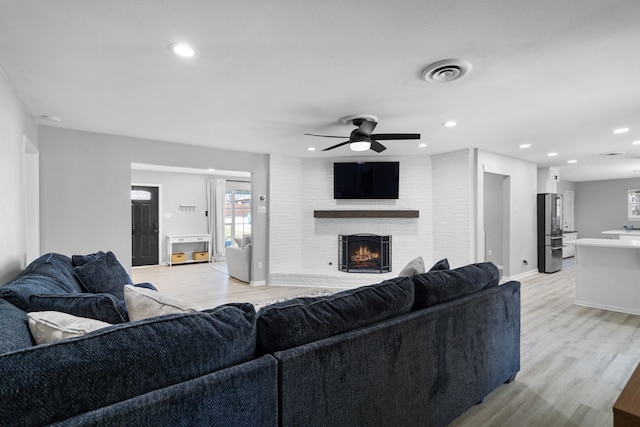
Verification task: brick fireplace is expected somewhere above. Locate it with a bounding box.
[338,234,391,273]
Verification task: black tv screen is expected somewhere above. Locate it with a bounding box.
[333,162,400,199]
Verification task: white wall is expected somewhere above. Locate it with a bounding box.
[268,155,433,276]
[575,178,640,238]
[38,126,269,281]
[476,149,537,278]
[0,69,38,283]
[268,155,304,273]
[432,149,475,267]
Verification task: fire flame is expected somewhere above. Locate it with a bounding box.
[350,245,380,263]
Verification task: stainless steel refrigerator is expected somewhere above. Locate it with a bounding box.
[537,193,563,273]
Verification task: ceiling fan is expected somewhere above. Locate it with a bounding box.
[304,116,420,153]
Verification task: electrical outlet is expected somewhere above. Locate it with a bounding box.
[487,249,493,256]
[257,261,263,269]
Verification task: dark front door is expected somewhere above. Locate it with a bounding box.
[131,186,159,266]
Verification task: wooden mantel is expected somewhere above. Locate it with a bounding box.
[313,210,419,219]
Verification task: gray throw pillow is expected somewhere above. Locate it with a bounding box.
[397,257,426,277]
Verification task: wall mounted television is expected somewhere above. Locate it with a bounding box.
[333,161,400,199]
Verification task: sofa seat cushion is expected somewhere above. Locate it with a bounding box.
[412,262,500,310]
[256,276,414,355]
[73,251,133,301]
[0,302,257,427]
[28,293,127,324]
[0,299,34,353]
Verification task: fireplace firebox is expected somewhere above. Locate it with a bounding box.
[338,234,391,273]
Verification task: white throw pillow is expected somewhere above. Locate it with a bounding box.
[27,311,111,344]
[124,285,201,321]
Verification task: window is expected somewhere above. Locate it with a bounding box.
[628,189,640,220]
[225,189,251,245]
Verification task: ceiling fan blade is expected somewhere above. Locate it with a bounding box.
[370,139,387,153]
[322,141,351,151]
[370,133,420,140]
[304,133,348,139]
[357,120,377,136]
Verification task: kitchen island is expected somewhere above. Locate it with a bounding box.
[566,238,640,315]
[602,229,640,241]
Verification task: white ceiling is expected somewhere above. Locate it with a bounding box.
[1,0,640,182]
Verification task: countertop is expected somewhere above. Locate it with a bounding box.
[602,229,640,235]
[566,238,640,248]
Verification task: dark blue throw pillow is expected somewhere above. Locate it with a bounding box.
[73,251,133,301]
[428,258,450,271]
[412,262,500,310]
[256,276,414,355]
[72,251,106,267]
[28,293,128,324]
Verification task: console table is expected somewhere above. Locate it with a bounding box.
[166,234,211,266]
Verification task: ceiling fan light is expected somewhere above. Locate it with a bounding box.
[350,141,371,151]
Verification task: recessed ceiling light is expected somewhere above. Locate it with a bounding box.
[307,147,316,151]
[633,140,640,145]
[568,160,577,164]
[168,43,197,57]
[442,120,457,128]
[417,143,427,148]
[519,143,531,149]
[613,127,630,134]
[547,152,558,157]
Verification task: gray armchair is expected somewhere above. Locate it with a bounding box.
[226,235,251,283]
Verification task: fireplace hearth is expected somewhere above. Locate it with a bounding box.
[338,234,391,273]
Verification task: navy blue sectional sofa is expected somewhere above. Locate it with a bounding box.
[0,253,520,426]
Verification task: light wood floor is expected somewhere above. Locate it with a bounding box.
[132,260,639,427]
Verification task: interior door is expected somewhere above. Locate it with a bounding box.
[131,186,159,266]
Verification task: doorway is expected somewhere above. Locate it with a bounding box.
[483,172,510,277]
[131,185,159,266]
[224,182,251,246]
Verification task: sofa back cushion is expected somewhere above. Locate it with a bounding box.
[0,253,84,310]
[0,302,257,426]
[412,262,500,310]
[0,299,34,353]
[256,277,414,355]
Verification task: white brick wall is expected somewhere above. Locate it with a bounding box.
[432,149,474,267]
[268,155,303,273]
[269,154,434,284]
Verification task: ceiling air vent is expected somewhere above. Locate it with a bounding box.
[421,59,472,83]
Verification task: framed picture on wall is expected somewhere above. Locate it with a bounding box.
[627,189,640,220]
